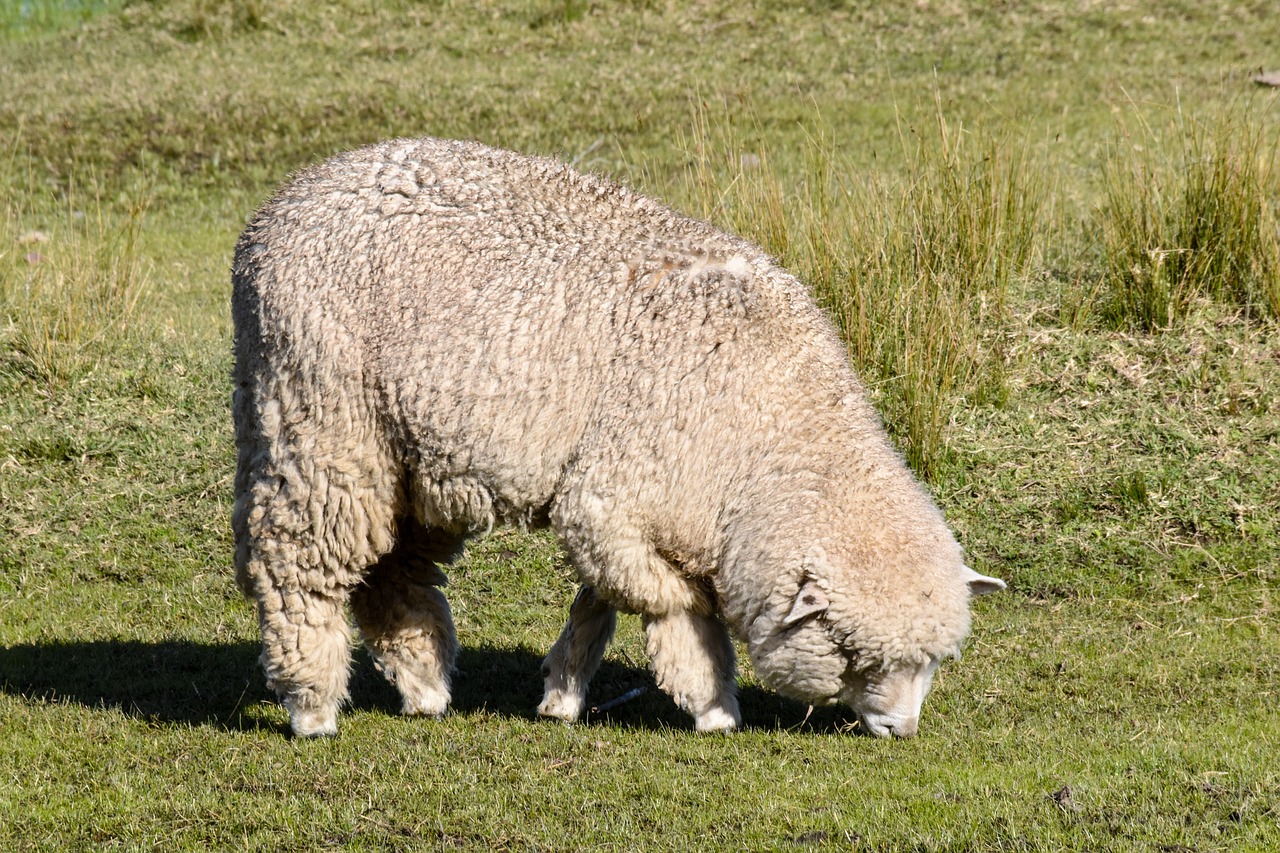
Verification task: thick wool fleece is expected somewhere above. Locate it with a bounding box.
[231,137,999,737]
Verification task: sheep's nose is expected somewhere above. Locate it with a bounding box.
[888,717,918,738]
[859,714,919,738]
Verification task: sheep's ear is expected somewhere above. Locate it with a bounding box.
[783,579,830,626]
[963,566,1006,597]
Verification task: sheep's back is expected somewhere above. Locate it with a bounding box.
[233,138,756,525]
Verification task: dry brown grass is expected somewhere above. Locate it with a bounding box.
[0,176,150,383]
[1095,100,1280,329]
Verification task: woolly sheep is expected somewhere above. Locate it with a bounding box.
[231,137,1005,739]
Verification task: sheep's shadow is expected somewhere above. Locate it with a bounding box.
[0,639,856,735]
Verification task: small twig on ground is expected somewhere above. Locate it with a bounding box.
[590,686,648,715]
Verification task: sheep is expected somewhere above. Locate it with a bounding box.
[231,137,1005,739]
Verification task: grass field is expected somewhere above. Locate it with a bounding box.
[2,1,1278,850]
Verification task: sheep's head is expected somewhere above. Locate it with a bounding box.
[839,656,939,738]
[747,553,1004,738]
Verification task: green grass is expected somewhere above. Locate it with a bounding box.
[2,1,1279,849]
[1096,100,1280,329]
[0,174,151,384]
[0,0,120,38]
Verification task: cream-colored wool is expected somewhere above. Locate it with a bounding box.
[231,137,1004,738]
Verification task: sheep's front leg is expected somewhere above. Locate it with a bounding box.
[645,609,741,732]
[538,585,617,722]
[551,487,732,729]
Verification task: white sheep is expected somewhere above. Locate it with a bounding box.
[231,137,1005,738]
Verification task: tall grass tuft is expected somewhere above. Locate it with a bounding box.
[1096,102,1280,330]
[148,0,274,41]
[667,101,1042,480]
[0,174,150,384]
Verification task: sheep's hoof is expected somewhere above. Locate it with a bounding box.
[537,690,585,723]
[401,685,451,719]
[693,706,740,733]
[288,704,340,738]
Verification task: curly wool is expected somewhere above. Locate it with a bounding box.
[231,137,995,736]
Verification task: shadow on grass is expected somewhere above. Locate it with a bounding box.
[0,639,857,735]
[0,639,278,732]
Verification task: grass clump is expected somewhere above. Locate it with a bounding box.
[835,108,1041,478]
[672,100,1042,479]
[0,174,151,384]
[0,0,120,39]
[127,0,276,42]
[1095,101,1280,330]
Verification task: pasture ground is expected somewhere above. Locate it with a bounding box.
[1,2,1277,849]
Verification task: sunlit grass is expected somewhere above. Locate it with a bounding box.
[0,173,150,383]
[1,1,1278,850]
[1095,100,1280,329]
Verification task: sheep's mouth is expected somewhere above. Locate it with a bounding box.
[856,714,900,738]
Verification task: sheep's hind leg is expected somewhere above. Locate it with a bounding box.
[645,609,741,733]
[538,585,617,722]
[251,581,354,738]
[235,488,365,738]
[351,521,462,719]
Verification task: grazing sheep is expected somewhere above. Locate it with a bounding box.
[231,137,1005,738]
